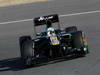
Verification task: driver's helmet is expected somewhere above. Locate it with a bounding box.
[47,27,55,36]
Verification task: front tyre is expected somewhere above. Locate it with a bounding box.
[19,36,33,66]
[72,31,88,57]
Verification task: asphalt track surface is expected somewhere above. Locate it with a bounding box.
[0,0,100,75]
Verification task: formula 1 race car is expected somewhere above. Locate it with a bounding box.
[19,14,89,67]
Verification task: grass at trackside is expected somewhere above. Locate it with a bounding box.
[0,0,47,7]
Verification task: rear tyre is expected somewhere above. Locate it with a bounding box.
[65,26,77,33]
[19,36,33,66]
[72,31,86,57]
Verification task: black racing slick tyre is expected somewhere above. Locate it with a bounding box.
[19,36,33,66]
[72,31,86,57]
[65,26,77,33]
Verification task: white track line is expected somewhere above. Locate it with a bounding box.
[0,19,33,25]
[0,10,100,25]
[59,10,100,17]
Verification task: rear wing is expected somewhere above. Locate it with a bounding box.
[34,14,59,26]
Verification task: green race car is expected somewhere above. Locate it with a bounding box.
[19,14,89,67]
